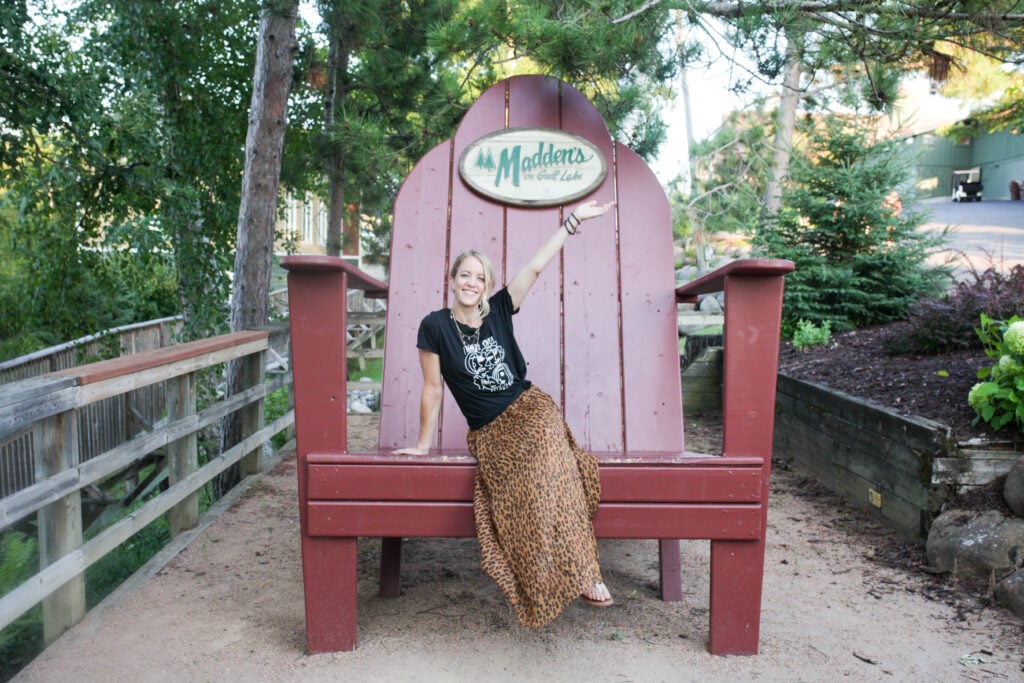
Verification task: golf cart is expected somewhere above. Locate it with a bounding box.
[951,168,983,202]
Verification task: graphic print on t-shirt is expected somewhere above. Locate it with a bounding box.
[464,336,514,392]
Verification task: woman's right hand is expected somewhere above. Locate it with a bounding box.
[392,446,428,455]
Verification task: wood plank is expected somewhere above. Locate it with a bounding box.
[777,374,951,450]
[70,337,269,407]
[307,501,477,537]
[306,450,760,466]
[774,410,937,508]
[0,374,78,409]
[720,273,786,462]
[676,259,794,299]
[307,463,477,501]
[379,141,453,451]
[440,78,508,451]
[51,331,268,385]
[775,379,949,478]
[166,373,198,537]
[278,255,387,296]
[614,142,685,452]
[504,76,564,406]
[35,410,85,645]
[307,501,763,539]
[307,463,762,503]
[302,536,358,653]
[560,82,624,451]
[933,449,1022,486]
[0,379,79,443]
[781,432,933,539]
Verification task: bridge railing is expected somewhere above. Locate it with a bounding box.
[0,322,294,645]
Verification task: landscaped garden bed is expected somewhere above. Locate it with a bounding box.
[773,320,1022,540]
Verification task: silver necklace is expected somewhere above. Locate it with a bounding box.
[450,310,481,348]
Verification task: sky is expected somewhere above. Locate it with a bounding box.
[648,65,759,187]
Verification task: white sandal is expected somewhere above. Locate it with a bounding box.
[581,582,614,607]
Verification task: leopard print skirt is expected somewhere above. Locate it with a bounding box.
[467,385,603,628]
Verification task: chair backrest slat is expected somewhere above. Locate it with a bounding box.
[379,76,683,454]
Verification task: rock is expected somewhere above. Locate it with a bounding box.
[347,387,380,414]
[1005,456,1024,517]
[925,509,1024,581]
[698,293,723,313]
[675,265,699,284]
[995,568,1024,619]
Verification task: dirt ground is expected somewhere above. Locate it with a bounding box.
[14,413,1024,682]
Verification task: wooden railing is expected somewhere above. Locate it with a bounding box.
[0,316,183,384]
[0,317,185,498]
[0,322,294,645]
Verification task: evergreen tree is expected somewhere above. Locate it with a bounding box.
[754,115,950,334]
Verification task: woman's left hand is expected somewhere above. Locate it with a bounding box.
[573,199,615,222]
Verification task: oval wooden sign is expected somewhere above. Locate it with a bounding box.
[458,127,608,207]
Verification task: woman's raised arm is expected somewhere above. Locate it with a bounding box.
[506,199,614,311]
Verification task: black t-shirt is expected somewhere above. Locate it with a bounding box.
[416,288,531,429]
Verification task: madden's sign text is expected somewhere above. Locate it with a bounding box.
[458,127,607,207]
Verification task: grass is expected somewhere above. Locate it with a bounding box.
[348,356,383,382]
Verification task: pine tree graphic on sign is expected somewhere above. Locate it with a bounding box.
[475,148,495,171]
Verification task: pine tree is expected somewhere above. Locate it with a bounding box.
[754,115,950,334]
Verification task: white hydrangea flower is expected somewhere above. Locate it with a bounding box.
[1003,321,1024,355]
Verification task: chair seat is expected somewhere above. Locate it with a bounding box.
[307,450,765,503]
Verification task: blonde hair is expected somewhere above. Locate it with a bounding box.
[450,249,495,318]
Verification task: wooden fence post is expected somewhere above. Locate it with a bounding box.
[239,350,266,478]
[166,371,198,537]
[34,410,86,645]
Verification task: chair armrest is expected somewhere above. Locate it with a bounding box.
[676,258,793,303]
[281,254,389,299]
[676,258,794,461]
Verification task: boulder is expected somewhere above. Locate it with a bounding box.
[995,569,1024,620]
[1004,456,1024,517]
[925,509,1024,581]
[698,293,724,313]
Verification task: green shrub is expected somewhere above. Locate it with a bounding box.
[265,386,292,450]
[968,314,1024,433]
[754,115,950,333]
[791,319,832,349]
[886,265,1024,355]
[0,532,42,681]
[85,519,169,607]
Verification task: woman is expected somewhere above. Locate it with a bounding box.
[394,199,616,627]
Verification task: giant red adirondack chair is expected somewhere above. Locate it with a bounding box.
[284,75,793,655]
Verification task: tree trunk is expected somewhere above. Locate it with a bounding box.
[324,24,349,258]
[763,34,802,216]
[218,0,298,499]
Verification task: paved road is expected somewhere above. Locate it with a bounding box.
[917,197,1024,271]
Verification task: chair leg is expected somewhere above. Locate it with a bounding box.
[379,537,403,598]
[658,539,683,601]
[709,539,766,655]
[302,535,358,653]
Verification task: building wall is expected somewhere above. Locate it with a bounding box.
[908,129,1024,200]
[975,131,1024,199]
[907,132,972,199]
[275,192,363,259]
